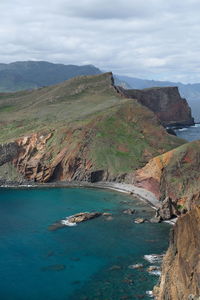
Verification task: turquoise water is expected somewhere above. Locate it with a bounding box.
[0,187,170,300]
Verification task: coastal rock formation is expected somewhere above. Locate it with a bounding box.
[155,206,200,300]
[133,141,200,299]
[120,86,194,126]
[134,140,200,219]
[0,73,184,184]
[67,212,102,223]
[48,212,102,231]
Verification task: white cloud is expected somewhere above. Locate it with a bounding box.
[0,0,200,82]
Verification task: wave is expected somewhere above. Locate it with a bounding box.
[144,254,164,263]
[60,219,77,227]
[148,270,161,276]
[146,290,154,298]
[177,128,188,131]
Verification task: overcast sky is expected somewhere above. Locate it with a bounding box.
[0,0,200,83]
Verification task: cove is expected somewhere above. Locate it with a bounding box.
[0,187,170,300]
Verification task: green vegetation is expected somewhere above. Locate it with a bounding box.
[0,72,186,182]
[88,101,184,175]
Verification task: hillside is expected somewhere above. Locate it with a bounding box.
[0,72,184,183]
[0,61,101,92]
[0,60,199,122]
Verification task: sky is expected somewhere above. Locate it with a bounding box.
[0,0,200,83]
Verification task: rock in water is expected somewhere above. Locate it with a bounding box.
[67,212,102,223]
[48,212,102,231]
[147,266,160,272]
[128,264,143,269]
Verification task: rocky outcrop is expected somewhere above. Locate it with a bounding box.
[120,86,194,126]
[134,140,200,219]
[155,206,200,300]
[67,212,102,223]
[48,212,102,230]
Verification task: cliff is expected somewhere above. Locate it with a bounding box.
[134,140,200,219]
[0,72,184,184]
[120,86,194,126]
[134,140,200,299]
[155,206,200,300]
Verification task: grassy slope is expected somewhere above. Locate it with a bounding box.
[0,73,126,142]
[0,72,186,180]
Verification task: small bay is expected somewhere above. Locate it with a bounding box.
[0,187,170,300]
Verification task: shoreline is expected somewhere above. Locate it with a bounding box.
[0,180,160,208]
[0,180,178,224]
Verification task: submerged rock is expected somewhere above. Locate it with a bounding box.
[41,264,66,271]
[128,264,143,269]
[105,216,114,221]
[123,209,135,215]
[108,265,122,271]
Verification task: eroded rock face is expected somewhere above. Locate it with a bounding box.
[134,140,200,219]
[155,206,200,300]
[120,86,194,126]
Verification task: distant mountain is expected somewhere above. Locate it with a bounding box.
[0,61,102,92]
[116,75,200,122]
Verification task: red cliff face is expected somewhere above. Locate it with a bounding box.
[134,140,200,219]
[155,206,200,300]
[120,86,194,126]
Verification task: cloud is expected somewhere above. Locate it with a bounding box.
[0,0,200,82]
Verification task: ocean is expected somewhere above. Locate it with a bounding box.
[174,123,200,141]
[0,187,170,300]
